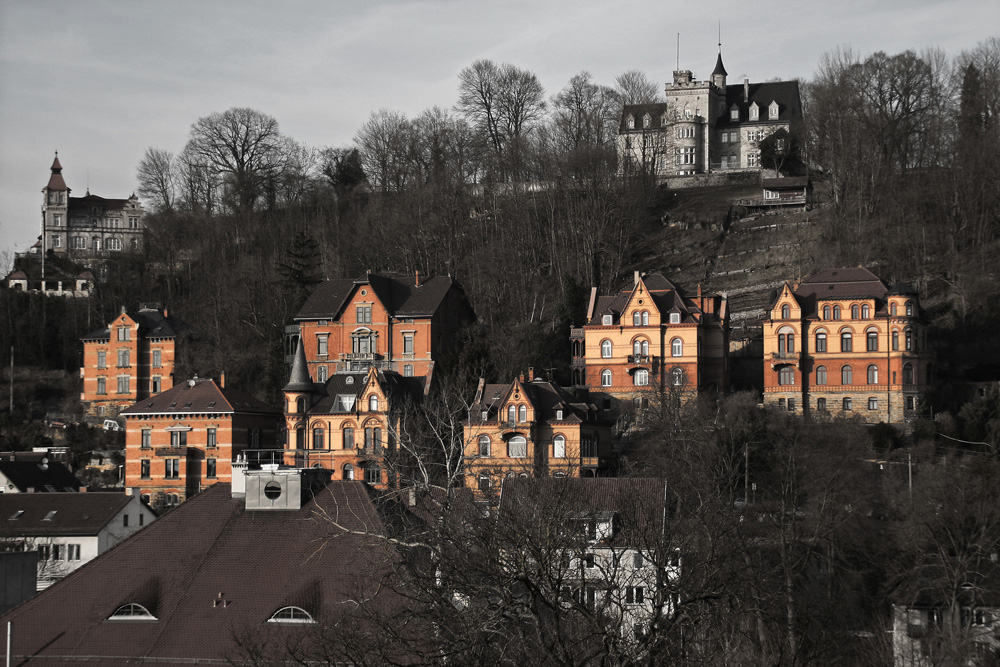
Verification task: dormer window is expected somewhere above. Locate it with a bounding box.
[108,603,157,621]
[626,114,635,129]
[749,103,759,121]
[556,409,563,421]
[730,106,739,121]
[602,314,613,326]
[642,114,651,128]
[669,312,681,324]
[661,113,670,125]
[268,606,316,624]
[769,101,779,120]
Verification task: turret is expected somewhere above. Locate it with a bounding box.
[711,51,728,90]
[283,339,319,449]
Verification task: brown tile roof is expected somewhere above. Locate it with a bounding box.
[44,155,68,191]
[794,267,888,301]
[0,482,412,665]
[0,493,132,536]
[119,378,279,416]
[80,307,189,342]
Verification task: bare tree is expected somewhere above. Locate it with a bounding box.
[135,147,176,213]
[614,70,661,106]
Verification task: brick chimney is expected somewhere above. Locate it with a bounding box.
[528,367,535,382]
[219,371,225,389]
[415,270,420,287]
[744,78,749,103]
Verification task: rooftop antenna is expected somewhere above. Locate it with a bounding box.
[676,33,680,71]
[718,21,722,53]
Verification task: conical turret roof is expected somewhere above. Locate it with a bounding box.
[712,52,728,77]
[45,153,69,191]
[284,338,317,392]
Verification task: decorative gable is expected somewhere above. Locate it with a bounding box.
[769,100,780,120]
[749,102,759,121]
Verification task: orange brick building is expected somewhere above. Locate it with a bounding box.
[762,268,933,423]
[120,377,281,509]
[570,272,729,411]
[463,369,615,498]
[80,306,188,417]
[292,271,474,381]
[282,342,426,487]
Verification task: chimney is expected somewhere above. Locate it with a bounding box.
[220,371,225,389]
[743,78,749,103]
[634,270,640,286]
[528,367,535,382]
[163,307,168,318]
[415,270,420,287]
[697,283,702,297]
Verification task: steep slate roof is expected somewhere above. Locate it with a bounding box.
[44,155,68,191]
[0,460,81,493]
[498,477,669,547]
[120,378,279,416]
[0,493,132,536]
[794,267,889,301]
[470,377,593,425]
[0,482,415,665]
[80,307,188,342]
[309,370,425,415]
[68,193,132,212]
[295,272,461,320]
[619,102,670,132]
[284,338,318,392]
[587,273,715,326]
[716,80,802,127]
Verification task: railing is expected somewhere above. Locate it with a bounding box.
[570,328,585,339]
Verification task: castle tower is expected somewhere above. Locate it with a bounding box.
[41,153,70,254]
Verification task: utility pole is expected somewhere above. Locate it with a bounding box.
[8,347,12,416]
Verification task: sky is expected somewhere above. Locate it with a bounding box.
[1,0,996,267]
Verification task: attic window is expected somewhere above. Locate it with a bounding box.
[602,314,613,325]
[43,511,57,521]
[749,103,759,121]
[207,401,216,407]
[556,409,563,421]
[346,376,355,385]
[769,101,779,120]
[730,106,739,121]
[8,511,23,520]
[268,606,316,624]
[669,312,681,324]
[108,603,157,620]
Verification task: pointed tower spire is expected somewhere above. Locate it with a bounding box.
[45,152,69,192]
[284,338,316,392]
[711,27,728,90]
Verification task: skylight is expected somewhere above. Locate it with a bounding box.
[43,511,57,521]
[8,510,23,521]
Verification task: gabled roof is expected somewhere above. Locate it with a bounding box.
[716,80,802,127]
[307,370,425,416]
[80,307,189,342]
[470,377,594,425]
[295,273,463,321]
[619,102,670,132]
[586,272,721,326]
[0,493,133,536]
[0,460,81,493]
[0,482,413,665]
[498,478,669,547]
[120,378,280,417]
[762,176,810,189]
[68,194,132,212]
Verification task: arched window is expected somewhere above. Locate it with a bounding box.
[903,363,914,385]
[823,305,831,320]
[891,303,898,316]
[815,331,827,353]
[343,463,354,480]
[781,304,790,319]
[108,603,156,620]
[671,367,684,387]
[778,366,794,385]
[841,365,853,385]
[905,329,913,351]
[867,364,879,384]
[312,428,325,450]
[633,340,642,356]
[508,436,527,458]
[634,369,649,386]
[815,365,827,385]
[840,331,852,352]
[478,435,491,457]
[866,329,879,351]
[642,311,649,325]
[369,395,379,412]
[905,301,913,316]
[269,607,315,624]
[851,305,860,319]
[343,426,355,449]
[892,330,899,350]
[518,404,527,422]
[601,340,612,358]
[861,304,870,318]
[633,312,641,326]
[671,338,683,357]
[296,397,305,413]
[601,369,612,387]
[507,405,516,423]
[553,435,566,458]
[778,328,795,356]
[833,305,841,319]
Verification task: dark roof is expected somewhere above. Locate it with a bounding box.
[5,262,91,283]
[586,272,719,326]
[309,370,425,415]
[68,194,132,212]
[295,273,461,321]
[471,377,595,425]
[0,460,81,493]
[44,155,68,191]
[0,493,132,536]
[712,52,728,77]
[498,478,669,547]
[762,176,810,189]
[80,307,188,342]
[284,338,318,392]
[0,482,412,665]
[619,102,670,132]
[716,80,802,128]
[120,378,280,416]
[794,267,888,301]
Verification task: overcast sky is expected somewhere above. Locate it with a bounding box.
[1,0,996,265]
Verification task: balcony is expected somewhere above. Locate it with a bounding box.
[628,354,656,366]
[570,327,585,339]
